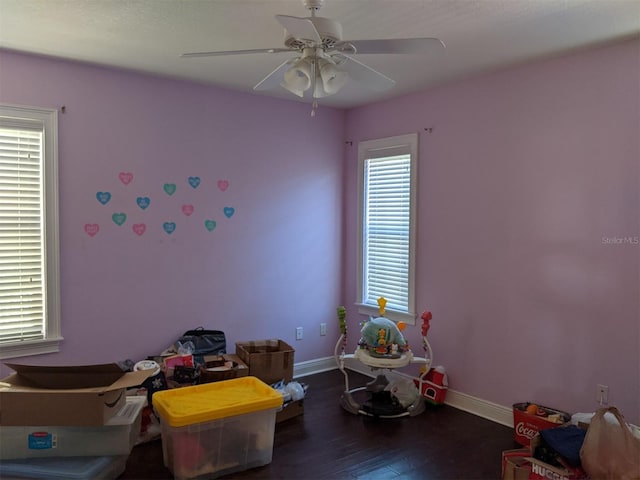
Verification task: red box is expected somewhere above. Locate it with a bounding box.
[512,403,570,446]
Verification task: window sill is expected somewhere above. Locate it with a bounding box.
[355,303,416,325]
[0,337,63,360]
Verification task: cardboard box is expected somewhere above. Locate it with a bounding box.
[0,363,152,426]
[198,353,249,384]
[235,339,294,385]
[276,399,304,423]
[512,402,570,446]
[501,449,531,480]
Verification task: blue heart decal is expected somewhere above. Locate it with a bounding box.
[204,220,217,232]
[136,197,151,210]
[112,213,127,226]
[163,222,176,234]
[96,192,111,205]
[188,176,201,189]
[223,207,235,219]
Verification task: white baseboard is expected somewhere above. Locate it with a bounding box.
[293,356,339,379]
[294,356,513,428]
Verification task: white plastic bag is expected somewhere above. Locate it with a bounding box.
[386,378,419,408]
[580,406,640,480]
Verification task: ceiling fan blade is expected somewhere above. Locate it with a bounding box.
[335,37,445,55]
[275,15,322,43]
[181,48,292,58]
[339,55,395,91]
[253,59,296,91]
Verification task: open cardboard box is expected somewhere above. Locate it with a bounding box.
[276,399,304,423]
[198,353,249,384]
[0,363,152,426]
[235,339,294,385]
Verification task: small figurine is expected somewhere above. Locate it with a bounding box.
[377,297,387,316]
[375,328,388,354]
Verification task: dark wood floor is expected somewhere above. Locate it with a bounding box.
[120,369,519,479]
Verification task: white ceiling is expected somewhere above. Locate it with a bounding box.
[1,0,639,109]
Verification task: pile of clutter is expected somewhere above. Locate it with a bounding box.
[0,363,153,479]
[503,404,640,480]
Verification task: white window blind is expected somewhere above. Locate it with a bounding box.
[0,124,45,343]
[0,104,61,358]
[357,133,417,324]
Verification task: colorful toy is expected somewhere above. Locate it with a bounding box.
[334,298,435,419]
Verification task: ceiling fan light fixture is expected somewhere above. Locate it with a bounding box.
[319,58,347,95]
[281,58,312,97]
[281,54,347,98]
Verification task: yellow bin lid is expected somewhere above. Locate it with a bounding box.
[153,376,284,427]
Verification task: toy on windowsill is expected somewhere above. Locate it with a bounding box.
[358,297,409,358]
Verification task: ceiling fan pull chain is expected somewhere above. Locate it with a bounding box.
[311,99,318,117]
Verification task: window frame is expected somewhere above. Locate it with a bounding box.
[0,103,62,359]
[356,133,418,324]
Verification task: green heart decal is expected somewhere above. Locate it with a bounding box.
[112,213,127,226]
[204,220,217,232]
[163,183,177,196]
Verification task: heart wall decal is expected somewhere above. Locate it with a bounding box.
[96,192,111,205]
[163,222,176,234]
[188,176,201,189]
[223,207,235,219]
[136,197,151,210]
[204,220,216,232]
[84,224,100,237]
[112,213,127,226]
[119,172,134,185]
[217,180,229,192]
[132,224,146,236]
[182,205,194,216]
[163,183,176,196]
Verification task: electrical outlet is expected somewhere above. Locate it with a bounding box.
[296,327,303,340]
[320,323,327,336]
[597,384,608,406]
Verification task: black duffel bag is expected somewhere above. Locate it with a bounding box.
[177,327,226,365]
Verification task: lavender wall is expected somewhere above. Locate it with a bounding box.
[0,51,345,376]
[343,39,640,424]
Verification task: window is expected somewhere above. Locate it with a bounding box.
[356,133,418,324]
[0,104,61,359]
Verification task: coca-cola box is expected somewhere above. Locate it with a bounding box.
[512,403,571,446]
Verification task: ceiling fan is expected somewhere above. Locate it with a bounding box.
[181,0,445,112]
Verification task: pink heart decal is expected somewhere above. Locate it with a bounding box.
[84,224,100,237]
[132,224,146,236]
[182,205,194,216]
[217,180,229,192]
[119,172,134,185]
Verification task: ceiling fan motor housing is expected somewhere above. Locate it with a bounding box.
[284,17,343,50]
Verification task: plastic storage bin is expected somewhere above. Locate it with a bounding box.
[0,395,144,459]
[0,455,128,479]
[153,376,283,480]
